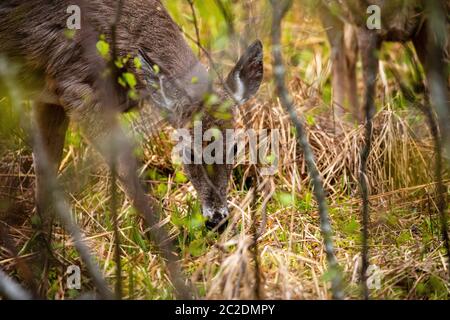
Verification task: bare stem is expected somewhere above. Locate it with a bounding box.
[389,60,450,280]
[0,268,33,300]
[186,0,202,57]
[270,0,343,299]
[110,0,125,300]
[0,57,113,300]
[425,0,450,280]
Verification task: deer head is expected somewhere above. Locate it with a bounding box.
[139,40,264,231]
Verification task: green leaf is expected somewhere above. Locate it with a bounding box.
[156,183,168,197]
[306,114,316,126]
[321,267,341,283]
[30,214,41,227]
[128,90,138,100]
[212,111,233,120]
[188,239,205,257]
[415,282,427,296]
[132,228,147,251]
[396,230,412,246]
[205,93,219,106]
[115,59,124,69]
[68,289,80,299]
[174,171,188,184]
[122,72,137,89]
[189,211,206,230]
[276,191,295,207]
[265,153,277,165]
[133,57,142,70]
[96,39,110,59]
[172,212,188,227]
[64,29,76,40]
[118,77,127,88]
[342,216,359,236]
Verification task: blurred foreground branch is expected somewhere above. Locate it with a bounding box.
[388,59,450,280]
[75,0,192,299]
[425,0,450,279]
[0,268,32,300]
[0,57,113,299]
[270,0,343,299]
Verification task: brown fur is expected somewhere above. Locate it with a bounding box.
[0,0,263,235]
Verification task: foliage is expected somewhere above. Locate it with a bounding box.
[0,0,449,300]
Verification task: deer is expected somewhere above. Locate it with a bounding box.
[319,0,450,139]
[0,0,263,271]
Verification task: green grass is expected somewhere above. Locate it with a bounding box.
[0,0,449,300]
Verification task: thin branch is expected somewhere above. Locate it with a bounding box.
[110,0,125,300]
[186,0,202,57]
[270,0,343,299]
[0,222,39,298]
[359,126,372,300]
[356,29,380,300]
[0,57,113,300]
[389,52,450,280]
[75,0,193,299]
[426,0,450,160]
[0,268,33,300]
[425,0,450,280]
[248,187,261,299]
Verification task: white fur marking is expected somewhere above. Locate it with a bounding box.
[202,206,214,219]
[159,76,174,109]
[233,72,245,104]
[202,206,229,219]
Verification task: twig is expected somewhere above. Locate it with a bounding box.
[425,0,450,160]
[0,222,39,298]
[425,0,450,280]
[186,0,202,57]
[389,55,450,280]
[359,119,372,301]
[0,57,113,300]
[75,0,192,299]
[270,0,343,299]
[357,29,380,300]
[110,0,125,300]
[249,187,261,299]
[0,268,33,300]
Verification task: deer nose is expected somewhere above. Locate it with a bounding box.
[203,208,229,233]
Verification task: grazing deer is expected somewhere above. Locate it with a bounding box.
[0,0,263,238]
[320,0,450,133]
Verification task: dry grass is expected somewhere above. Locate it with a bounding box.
[1,85,448,299]
[1,1,449,300]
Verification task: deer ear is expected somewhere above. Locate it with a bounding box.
[226,40,264,105]
[139,49,176,112]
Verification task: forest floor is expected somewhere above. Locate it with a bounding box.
[1,89,449,299]
[1,1,449,300]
